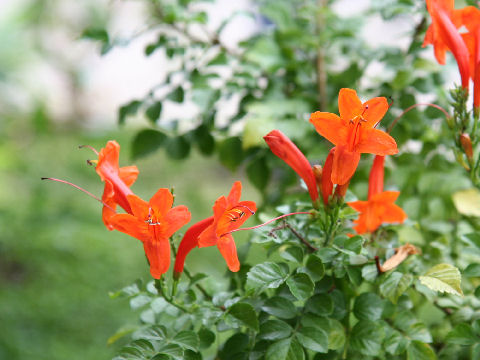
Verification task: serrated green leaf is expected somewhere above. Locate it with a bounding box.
[305,294,333,316]
[380,272,413,304]
[228,302,259,331]
[286,273,314,301]
[328,319,345,350]
[384,328,408,355]
[130,294,151,309]
[280,246,303,263]
[109,280,143,299]
[463,263,480,277]
[349,320,384,356]
[296,326,328,353]
[131,129,167,159]
[156,344,183,360]
[353,293,384,321]
[265,337,304,360]
[446,323,479,345]
[259,319,292,340]
[172,331,199,351]
[262,296,297,319]
[305,254,325,281]
[419,263,463,296]
[345,235,363,254]
[406,341,436,360]
[362,264,378,282]
[247,262,289,292]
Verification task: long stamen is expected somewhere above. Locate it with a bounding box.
[79,144,99,156]
[387,103,450,133]
[220,211,312,237]
[235,204,256,215]
[41,177,115,212]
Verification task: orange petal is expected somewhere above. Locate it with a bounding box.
[110,213,150,242]
[331,146,360,185]
[119,165,139,187]
[164,205,191,238]
[150,188,173,216]
[355,128,398,155]
[227,181,242,205]
[95,141,120,182]
[363,97,389,127]
[197,224,218,247]
[382,203,407,224]
[126,194,150,219]
[321,148,335,206]
[144,238,171,279]
[368,156,385,199]
[372,191,400,203]
[212,196,228,219]
[338,88,363,121]
[217,234,240,272]
[347,200,368,213]
[310,112,348,146]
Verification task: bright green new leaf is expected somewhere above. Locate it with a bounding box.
[380,272,413,304]
[452,188,480,217]
[246,262,289,292]
[418,263,463,297]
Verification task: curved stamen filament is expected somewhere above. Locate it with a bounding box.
[388,103,451,133]
[220,211,312,237]
[79,144,99,156]
[41,177,115,212]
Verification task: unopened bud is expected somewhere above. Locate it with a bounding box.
[455,149,470,171]
[460,133,473,161]
[313,165,322,185]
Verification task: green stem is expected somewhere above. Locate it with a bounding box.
[183,268,212,300]
[154,278,189,312]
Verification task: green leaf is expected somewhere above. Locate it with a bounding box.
[384,328,408,355]
[406,341,436,360]
[461,233,480,249]
[193,125,215,155]
[228,302,259,331]
[246,155,270,191]
[286,273,314,301]
[107,325,139,345]
[345,235,363,254]
[280,246,303,263]
[305,254,325,281]
[219,333,249,359]
[362,264,379,282]
[452,188,480,217]
[246,262,289,292]
[109,279,143,299]
[198,327,215,349]
[349,320,384,356]
[172,331,199,351]
[218,137,244,171]
[259,319,293,340]
[295,326,328,353]
[131,129,167,159]
[328,319,346,350]
[463,263,480,277]
[208,52,228,66]
[156,343,184,359]
[119,100,142,125]
[446,323,479,345]
[353,293,384,321]
[262,296,297,319]
[305,294,334,316]
[418,263,463,297]
[265,337,304,360]
[165,135,191,160]
[145,101,162,123]
[168,87,185,102]
[380,272,413,304]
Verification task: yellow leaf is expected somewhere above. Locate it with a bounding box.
[452,188,480,217]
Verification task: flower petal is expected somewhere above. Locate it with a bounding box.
[356,128,398,155]
[163,205,191,238]
[119,165,139,187]
[110,213,150,242]
[347,200,369,213]
[338,88,363,121]
[144,238,171,279]
[150,188,173,216]
[310,111,348,146]
[331,146,360,185]
[217,234,240,272]
[127,194,150,219]
[363,97,389,127]
[227,181,242,205]
[212,196,228,219]
[382,203,408,224]
[197,224,218,247]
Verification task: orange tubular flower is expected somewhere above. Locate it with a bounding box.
[423,0,471,89]
[347,156,406,234]
[310,88,398,185]
[197,181,256,272]
[95,141,139,230]
[173,216,214,279]
[264,130,319,204]
[110,189,191,279]
[321,148,335,206]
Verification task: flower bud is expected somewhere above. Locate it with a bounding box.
[460,133,473,161]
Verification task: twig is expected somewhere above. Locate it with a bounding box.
[268,221,318,252]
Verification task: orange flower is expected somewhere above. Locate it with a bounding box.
[109,189,191,279]
[347,155,406,234]
[173,216,214,278]
[310,88,398,185]
[95,141,139,230]
[264,130,319,204]
[197,181,256,272]
[423,0,471,89]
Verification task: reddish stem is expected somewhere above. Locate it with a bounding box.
[78,144,99,155]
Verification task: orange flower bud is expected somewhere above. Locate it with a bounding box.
[460,133,474,161]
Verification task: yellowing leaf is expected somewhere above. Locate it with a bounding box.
[419,263,463,297]
[452,188,480,217]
